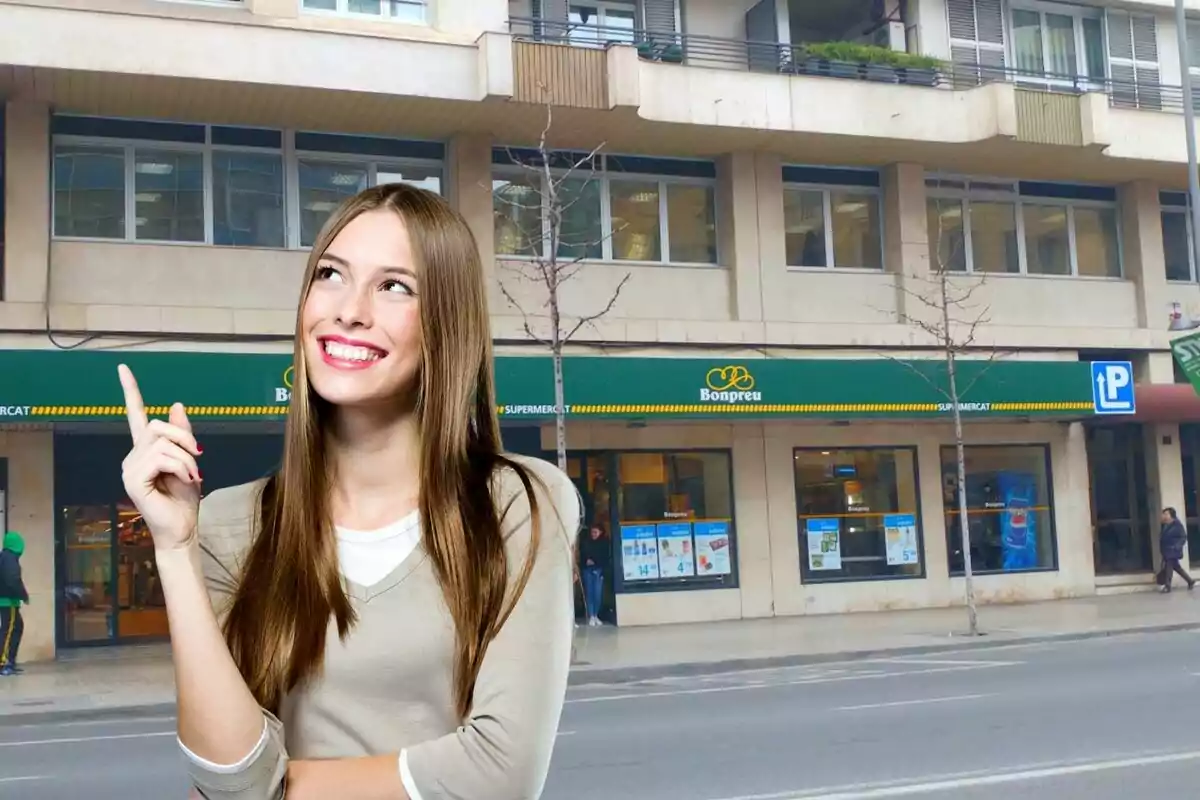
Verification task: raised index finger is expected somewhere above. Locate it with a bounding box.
[118,364,149,442]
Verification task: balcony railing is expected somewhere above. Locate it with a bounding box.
[508,16,1187,115]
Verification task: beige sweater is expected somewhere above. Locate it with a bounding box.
[186,456,580,800]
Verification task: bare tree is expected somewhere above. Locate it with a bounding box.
[891,197,1004,638]
[494,100,630,472]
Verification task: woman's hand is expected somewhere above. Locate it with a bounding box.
[118,365,203,552]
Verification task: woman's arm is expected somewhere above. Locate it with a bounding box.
[401,460,580,800]
[285,459,580,800]
[118,370,286,799]
[161,545,289,799]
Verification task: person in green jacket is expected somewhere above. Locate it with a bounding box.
[0,531,29,675]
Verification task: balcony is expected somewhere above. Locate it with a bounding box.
[0,0,494,132]
[508,16,1107,148]
[509,11,1200,166]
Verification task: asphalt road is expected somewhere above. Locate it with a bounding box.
[3,631,1200,799]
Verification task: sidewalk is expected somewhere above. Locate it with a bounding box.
[3,591,1198,724]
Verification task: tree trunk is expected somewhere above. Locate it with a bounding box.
[946,351,979,637]
[552,346,567,472]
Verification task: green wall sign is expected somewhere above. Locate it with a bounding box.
[1171,329,1200,398]
[0,350,1095,423]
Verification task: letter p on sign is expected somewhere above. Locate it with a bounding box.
[1091,361,1136,415]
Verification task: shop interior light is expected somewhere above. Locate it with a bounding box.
[330,172,363,186]
[135,162,174,176]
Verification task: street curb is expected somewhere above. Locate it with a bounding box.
[0,702,177,728]
[565,621,1200,686]
[3,622,1198,726]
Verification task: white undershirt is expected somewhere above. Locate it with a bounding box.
[336,511,422,588]
[180,512,425,799]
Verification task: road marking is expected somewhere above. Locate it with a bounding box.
[557,730,577,737]
[0,730,175,748]
[3,715,176,731]
[708,749,1200,799]
[0,775,47,784]
[565,663,1010,704]
[835,694,990,712]
[879,657,1015,667]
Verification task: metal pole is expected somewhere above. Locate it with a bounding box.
[1176,0,1200,281]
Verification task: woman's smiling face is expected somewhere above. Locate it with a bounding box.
[300,208,423,411]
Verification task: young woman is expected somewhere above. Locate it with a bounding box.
[118,184,580,800]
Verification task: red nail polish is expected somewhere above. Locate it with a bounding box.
[196,444,204,454]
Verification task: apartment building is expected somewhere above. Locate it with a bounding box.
[2,0,1200,660]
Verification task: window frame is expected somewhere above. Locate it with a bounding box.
[1162,195,1196,283]
[568,1,638,45]
[782,181,885,271]
[793,445,926,585]
[52,124,444,250]
[604,448,741,595]
[53,131,283,248]
[926,175,1123,279]
[492,160,720,268]
[941,443,1060,577]
[301,0,427,24]
[1008,0,1108,86]
[291,149,444,248]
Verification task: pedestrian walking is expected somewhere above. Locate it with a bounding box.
[1158,508,1195,593]
[118,183,581,800]
[580,525,609,626]
[0,530,29,675]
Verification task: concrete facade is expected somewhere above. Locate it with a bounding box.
[1,0,1199,654]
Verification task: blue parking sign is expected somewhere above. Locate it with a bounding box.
[1090,361,1135,415]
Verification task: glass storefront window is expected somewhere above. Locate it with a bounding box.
[61,505,115,644]
[1181,424,1200,565]
[116,501,169,639]
[794,448,923,582]
[1088,425,1151,575]
[942,445,1057,574]
[55,432,284,647]
[614,451,737,589]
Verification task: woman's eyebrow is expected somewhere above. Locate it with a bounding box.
[380,266,418,280]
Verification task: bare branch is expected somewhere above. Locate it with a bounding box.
[565,273,632,342]
[496,278,551,347]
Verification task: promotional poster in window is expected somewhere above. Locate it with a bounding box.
[999,472,1039,571]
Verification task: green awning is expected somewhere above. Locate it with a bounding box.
[0,350,1096,423]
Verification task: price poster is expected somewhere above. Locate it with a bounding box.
[656,522,696,578]
[806,518,842,571]
[693,520,733,576]
[620,524,660,581]
[883,513,920,566]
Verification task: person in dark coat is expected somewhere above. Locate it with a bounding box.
[1158,508,1195,593]
[579,525,609,626]
[0,531,30,675]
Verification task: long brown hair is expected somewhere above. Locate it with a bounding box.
[221,184,541,717]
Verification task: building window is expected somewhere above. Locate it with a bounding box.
[783,166,883,270]
[926,176,1121,278]
[569,3,637,45]
[942,445,1058,575]
[612,451,737,590]
[492,150,718,266]
[302,0,426,23]
[795,448,923,583]
[212,151,286,248]
[1009,2,1106,84]
[1162,192,1195,282]
[54,146,127,239]
[51,117,443,249]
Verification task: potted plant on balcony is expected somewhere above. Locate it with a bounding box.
[637,36,684,64]
[798,41,941,86]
